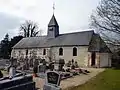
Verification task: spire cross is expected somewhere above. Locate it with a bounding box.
[53,3,55,14]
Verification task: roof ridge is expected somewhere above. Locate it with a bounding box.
[60,30,94,35]
[23,36,47,39]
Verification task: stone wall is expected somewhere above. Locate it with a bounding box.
[50,46,89,67]
[11,48,51,62]
[11,46,89,67]
[88,52,111,68]
[11,47,111,68]
[99,53,111,67]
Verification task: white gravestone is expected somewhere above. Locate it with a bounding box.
[9,66,16,79]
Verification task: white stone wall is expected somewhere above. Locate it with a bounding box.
[11,48,51,62]
[11,49,26,58]
[50,46,89,67]
[99,53,111,67]
[11,46,89,67]
[11,47,111,67]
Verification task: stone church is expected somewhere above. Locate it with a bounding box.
[11,14,111,68]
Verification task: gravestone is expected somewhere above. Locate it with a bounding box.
[33,59,39,74]
[54,59,65,71]
[29,58,33,67]
[49,62,54,71]
[9,66,16,79]
[43,71,61,90]
[38,59,47,73]
[25,58,29,70]
[38,65,46,73]
[0,75,35,90]
[8,58,16,79]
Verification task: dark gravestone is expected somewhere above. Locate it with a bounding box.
[47,72,60,86]
[33,59,39,74]
[49,62,54,71]
[0,75,35,90]
[24,58,29,70]
[54,59,65,71]
[43,71,61,90]
[29,59,33,67]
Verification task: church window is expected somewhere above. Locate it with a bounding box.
[59,48,63,56]
[26,49,28,55]
[73,47,77,56]
[43,49,46,55]
[49,27,53,31]
[19,51,21,56]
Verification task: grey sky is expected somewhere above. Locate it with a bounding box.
[0,0,100,40]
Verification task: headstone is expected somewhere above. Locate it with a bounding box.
[38,65,46,73]
[9,58,16,79]
[0,75,35,90]
[24,58,29,70]
[49,62,54,71]
[33,59,39,74]
[29,58,33,67]
[43,71,61,90]
[54,59,65,71]
[9,66,16,79]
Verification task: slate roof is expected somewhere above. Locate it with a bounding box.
[88,34,111,53]
[13,30,94,49]
[48,14,59,27]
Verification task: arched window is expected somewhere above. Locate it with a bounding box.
[73,47,77,56]
[43,49,46,55]
[59,48,63,56]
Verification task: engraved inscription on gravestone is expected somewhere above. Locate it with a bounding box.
[44,71,61,90]
[46,71,61,86]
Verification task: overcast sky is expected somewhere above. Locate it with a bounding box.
[0,0,100,40]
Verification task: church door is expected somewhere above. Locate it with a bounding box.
[91,52,96,66]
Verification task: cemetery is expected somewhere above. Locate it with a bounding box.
[0,57,104,90]
[1,11,110,90]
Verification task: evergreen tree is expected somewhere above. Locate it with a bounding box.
[0,34,10,59]
[10,36,23,49]
[0,35,23,59]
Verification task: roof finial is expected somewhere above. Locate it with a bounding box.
[53,2,55,14]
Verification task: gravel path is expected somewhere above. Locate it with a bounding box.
[61,68,105,89]
[33,68,105,90]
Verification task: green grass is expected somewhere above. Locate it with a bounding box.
[66,69,120,90]
[1,70,8,76]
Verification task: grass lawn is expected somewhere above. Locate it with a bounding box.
[66,69,120,90]
[1,70,8,77]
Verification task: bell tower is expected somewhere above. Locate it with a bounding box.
[47,3,59,38]
[47,14,59,38]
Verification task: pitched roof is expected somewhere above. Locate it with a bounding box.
[13,30,94,49]
[48,14,59,27]
[88,34,111,53]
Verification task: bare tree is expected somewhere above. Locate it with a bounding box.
[90,0,120,47]
[19,20,40,37]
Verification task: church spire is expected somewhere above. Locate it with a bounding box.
[48,14,59,27]
[47,4,59,38]
[48,3,58,27]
